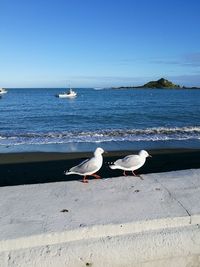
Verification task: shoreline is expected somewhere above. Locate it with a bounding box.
[0,148,200,187]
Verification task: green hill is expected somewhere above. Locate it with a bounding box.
[142,78,180,88]
[112,78,200,89]
[112,78,182,89]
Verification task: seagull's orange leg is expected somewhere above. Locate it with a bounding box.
[82,176,89,183]
[123,170,127,176]
[132,171,137,176]
[91,173,101,179]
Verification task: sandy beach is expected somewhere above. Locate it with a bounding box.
[0,148,200,187]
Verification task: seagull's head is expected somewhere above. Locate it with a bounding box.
[94,147,105,156]
[139,150,152,158]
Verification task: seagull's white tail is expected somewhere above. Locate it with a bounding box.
[109,165,118,170]
[64,170,74,175]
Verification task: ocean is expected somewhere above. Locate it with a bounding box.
[0,88,200,153]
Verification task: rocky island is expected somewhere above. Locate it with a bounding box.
[142,78,180,88]
[112,78,200,89]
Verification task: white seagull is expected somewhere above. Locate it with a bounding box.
[109,150,151,178]
[64,147,105,183]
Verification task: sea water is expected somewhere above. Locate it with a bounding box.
[0,88,199,152]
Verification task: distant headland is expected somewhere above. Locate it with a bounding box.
[112,78,200,89]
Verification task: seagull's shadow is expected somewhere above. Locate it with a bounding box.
[1,150,199,187]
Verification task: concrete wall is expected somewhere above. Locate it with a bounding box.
[1,169,200,266]
[1,225,200,267]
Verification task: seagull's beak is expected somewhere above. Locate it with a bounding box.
[148,154,152,157]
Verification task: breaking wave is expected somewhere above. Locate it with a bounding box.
[0,126,200,146]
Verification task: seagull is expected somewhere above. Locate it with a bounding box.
[109,150,151,178]
[64,147,105,183]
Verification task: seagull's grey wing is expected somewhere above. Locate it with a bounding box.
[70,157,98,174]
[115,155,141,168]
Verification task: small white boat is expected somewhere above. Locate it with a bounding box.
[57,88,77,98]
[0,88,7,96]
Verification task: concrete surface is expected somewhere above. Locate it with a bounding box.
[0,169,200,266]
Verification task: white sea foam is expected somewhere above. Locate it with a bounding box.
[0,126,200,146]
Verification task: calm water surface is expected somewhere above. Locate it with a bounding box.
[0,88,199,152]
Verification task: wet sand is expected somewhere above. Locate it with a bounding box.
[0,148,200,187]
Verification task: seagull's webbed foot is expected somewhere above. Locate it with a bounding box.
[82,176,89,183]
[91,173,101,179]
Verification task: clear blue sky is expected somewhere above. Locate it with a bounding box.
[0,0,200,87]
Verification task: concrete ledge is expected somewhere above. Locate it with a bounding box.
[1,225,200,267]
[1,169,200,266]
[0,216,192,252]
